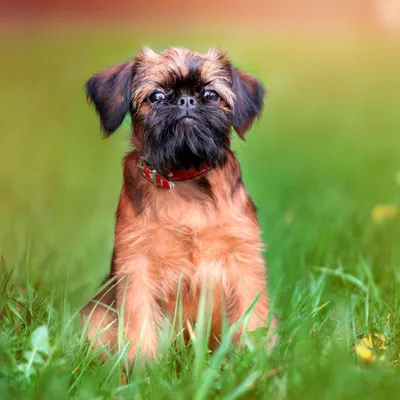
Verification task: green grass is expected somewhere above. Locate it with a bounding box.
[1,29,400,399]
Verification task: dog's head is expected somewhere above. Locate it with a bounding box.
[86,47,265,173]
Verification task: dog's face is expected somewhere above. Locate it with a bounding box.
[86,47,265,173]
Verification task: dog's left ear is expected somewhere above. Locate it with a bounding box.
[231,67,265,138]
[86,61,134,137]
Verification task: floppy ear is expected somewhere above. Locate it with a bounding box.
[86,61,134,137]
[231,67,265,138]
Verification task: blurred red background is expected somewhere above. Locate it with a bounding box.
[1,0,400,34]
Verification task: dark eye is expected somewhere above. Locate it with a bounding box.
[148,91,165,103]
[203,89,220,101]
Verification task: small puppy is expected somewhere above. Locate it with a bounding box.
[82,47,278,361]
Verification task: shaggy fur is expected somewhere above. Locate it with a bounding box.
[82,47,278,362]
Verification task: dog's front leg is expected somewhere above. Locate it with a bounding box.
[116,256,162,363]
[228,262,278,348]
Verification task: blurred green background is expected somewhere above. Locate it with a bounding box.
[1,1,400,398]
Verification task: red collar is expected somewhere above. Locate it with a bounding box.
[138,157,211,190]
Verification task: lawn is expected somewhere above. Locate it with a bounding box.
[1,28,400,399]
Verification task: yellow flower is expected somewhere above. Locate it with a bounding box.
[355,333,387,364]
[360,335,373,348]
[356,343,376,364]
[371,205,398,223]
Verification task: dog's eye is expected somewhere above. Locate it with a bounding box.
[148,91,166,103]
[203,89,220,101]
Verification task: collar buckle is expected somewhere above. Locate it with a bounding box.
[138,157,175,190]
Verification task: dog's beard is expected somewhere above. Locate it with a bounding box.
[143,104,231,174]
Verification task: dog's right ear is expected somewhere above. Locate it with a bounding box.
[86,61,134,137]
[231,67,265,139]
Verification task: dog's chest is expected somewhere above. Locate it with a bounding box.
[141,190,257,288]
[117,183,259,300]
[146,220,250,293]
[147,223,239,317]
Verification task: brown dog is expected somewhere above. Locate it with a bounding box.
[82,47,278,361]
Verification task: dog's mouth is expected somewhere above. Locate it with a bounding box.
[176,114,200,123]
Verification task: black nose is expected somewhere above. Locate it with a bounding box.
[178,95,197,109]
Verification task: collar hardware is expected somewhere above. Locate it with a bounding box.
[138,157,210,190]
